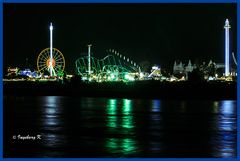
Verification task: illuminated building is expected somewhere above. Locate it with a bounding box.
[173,61,184,74]
[7,67,19,76]
[173,60,195,74]
[185,60,194,72]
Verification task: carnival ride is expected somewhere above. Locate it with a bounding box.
[36,23,65,77]
[37,47,65,77]
[27,19,235,82]
[75,49,142,82]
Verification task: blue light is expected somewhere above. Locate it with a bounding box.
[220,100,235,115]
[151,99,161,112]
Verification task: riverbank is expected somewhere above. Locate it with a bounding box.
[3,80,237,100]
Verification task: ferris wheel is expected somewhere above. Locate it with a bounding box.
[37,47,65,76]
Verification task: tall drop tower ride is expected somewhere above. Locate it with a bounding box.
[224,19,231,76]
[49,22,53,77]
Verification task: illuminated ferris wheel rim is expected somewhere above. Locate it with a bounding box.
[37,47,65,75]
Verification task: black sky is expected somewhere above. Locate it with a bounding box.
[3,3,237,73]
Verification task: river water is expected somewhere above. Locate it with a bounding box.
[3,96,237,158]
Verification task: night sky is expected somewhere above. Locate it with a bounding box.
[4,3,237,73]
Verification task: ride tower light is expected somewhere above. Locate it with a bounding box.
[49,22,53,77]
[88,44,92,80]
[224,19,231,76]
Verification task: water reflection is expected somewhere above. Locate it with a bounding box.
[212,101,219,114]
[105,98,138,156]
[150,100,162,122]
[40,96,67,151]
[122,99,134,129]
[44,96,58,108]
[149,100,163,153]
[152,100,161,112]
[220,101,235,115]
[218,101,236,131]
[180,101,186,113]
[106,99,118,128]
[6,95,237,158]
[211,100,236,158]
[42,96,63,130]
[105,138,138,156]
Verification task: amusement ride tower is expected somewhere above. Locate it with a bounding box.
[224,19,231,76]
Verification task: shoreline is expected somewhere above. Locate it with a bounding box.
[3,80,237,100]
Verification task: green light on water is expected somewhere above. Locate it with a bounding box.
[123,99,131,115]
[107,116,118,128]
[105,138,137,155]
[106,138,118,152]
[108,99,117,115]
[121,116,133,129]
[106,99,118,128]
[122,99,134,128]
[105,99,138,156]
[122,138,137,154]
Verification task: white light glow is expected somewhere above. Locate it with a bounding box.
[224,19,231,76]
[88,44,92,79]
[50,22,53,76]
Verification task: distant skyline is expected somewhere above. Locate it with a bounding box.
[4,3,237,73]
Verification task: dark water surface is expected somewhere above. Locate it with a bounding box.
[4,96,237,158]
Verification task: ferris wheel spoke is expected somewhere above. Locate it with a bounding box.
[56,58,64,63]
[42,56,49,62]
[44,50,50,56]
[55,56,63,61]
[53,50,59,56]
[55,65,62,71]
[41,53,49,61]
[55,63,62,67]
[55,59,64,63]
[39,67,48,72]
[38,62,47,66]
[39,66,47,70]
[43,51,50,59]
[55,63,64,65]
[38,64,46,68]
[53,54,59,60]
[55,60,63,63]
[43,50,48,56]
[39,67,47,72]
[44,53,50,60]
[54,54,63,59]
[54,54,62,60]
[39,59,47,64]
